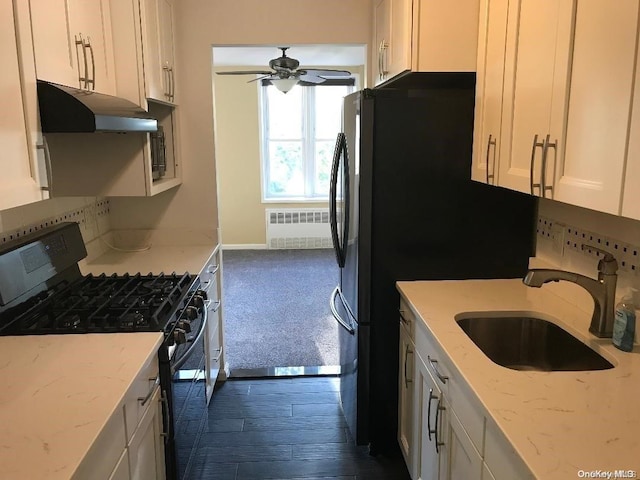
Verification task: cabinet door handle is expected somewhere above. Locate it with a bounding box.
[398,310,410,326]
[160,388,171,443]
[529,134,545,195]
[378,42,384,80]
[381,41,389,79]
[435,399,446,454]
[212,346,223,363]
[84,37,96,90]
[427,356,448,384]
[485,134,497,184]
[427,387,438,441]
[163,65,171,98]
[404,344,413,388]
[541,134,557,198]
[75,34,89,89]
[36,135,52,192]
[138,377,160,406]
[170,67,175,100]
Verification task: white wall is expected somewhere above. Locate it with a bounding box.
[108,0,373,238]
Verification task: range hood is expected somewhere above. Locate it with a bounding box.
[37,81,158,133]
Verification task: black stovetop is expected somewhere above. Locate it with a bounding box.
[0,272,196,336]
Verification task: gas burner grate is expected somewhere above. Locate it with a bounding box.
[0,272,195,335]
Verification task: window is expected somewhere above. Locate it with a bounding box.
[260,80,355,201]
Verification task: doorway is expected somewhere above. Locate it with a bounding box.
[211,44,365,376]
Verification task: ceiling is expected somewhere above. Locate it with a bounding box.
[212,44,367,67]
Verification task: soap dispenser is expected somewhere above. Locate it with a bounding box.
[612,288,637,352]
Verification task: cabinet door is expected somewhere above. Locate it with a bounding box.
[143,0,176,103]
[29,0,80,88]
[416,358,440,480]
[1,0,47,211]
[109,450,131,480]
[398,325,415,473]
[387,0,412,79]
[499,0,573,195]
[374,0,391,85]
[68,0,117,95]
[552,1,639,214]
[445,409,483,480]
[128,387,166,480]
[622,32,640,221]
[472,0,509,185]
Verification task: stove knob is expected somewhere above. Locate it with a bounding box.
[191,294,206,309]
[174,328,187,344]
[195,289,208,300]
[185,306,199,320]
[178,320,192,333]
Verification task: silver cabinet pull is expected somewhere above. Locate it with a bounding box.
[485,134,497,184]
[211,346,223,363]
[75,34,88,89]
[211,300,221,313]
[380,41,389,79]
[427,387,438,441]
[162,65,171,99]
[541,133,557,198]
[427,356,448,384]
[206,264,220,276]
[404,344,413,388]
[169,67,175,100]
[378,41,384,80]
[36,135,52,192]
[434,399,446,453]
[84,36,95,90]
[138,377,160,406]
[160,388,171,442]
[529,134,545,195]
[398,310,410,326]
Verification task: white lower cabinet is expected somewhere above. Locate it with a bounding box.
[109,450,131,480]
[201,245,225,402]
[398,319,415,468]
[128,386,166,480]
[399,297,531,480]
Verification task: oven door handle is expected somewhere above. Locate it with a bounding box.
[171,300,210,374]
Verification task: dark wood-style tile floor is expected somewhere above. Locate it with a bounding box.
[185,377,411,480]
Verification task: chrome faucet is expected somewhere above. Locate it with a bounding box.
[522,245,618,338]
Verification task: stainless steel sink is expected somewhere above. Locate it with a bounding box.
[456,315,614,371]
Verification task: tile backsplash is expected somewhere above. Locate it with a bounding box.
[536,198,640,296]
[0,197,111,247]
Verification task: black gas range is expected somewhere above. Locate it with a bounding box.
[0,222,207,480]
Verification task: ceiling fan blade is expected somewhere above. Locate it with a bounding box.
[247,75,275,83]
[299,68,352,77]
[216,70,273,76]
[297,74,326,84]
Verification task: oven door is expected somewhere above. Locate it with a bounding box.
[166,298,209,479]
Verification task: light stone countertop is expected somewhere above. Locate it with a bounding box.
[80,244,218,276]
[0,332,163,480]
[397,279,640,479]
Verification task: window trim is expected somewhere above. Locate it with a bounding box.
[259,78,356,203]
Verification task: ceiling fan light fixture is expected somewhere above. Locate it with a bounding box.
[271,77,299,94]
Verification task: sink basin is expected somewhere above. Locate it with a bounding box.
[456,315,614,371]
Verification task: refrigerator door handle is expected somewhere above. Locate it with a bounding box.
[330,286,355,334]
[330,133,346,267]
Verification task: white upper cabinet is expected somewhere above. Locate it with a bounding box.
[141,0,177,104]
[477,0,640,220]
[374,0,479,86]
[622,38,640,221]
[29,0,116,95]
[499,0,574,196]
[554,1,639,215]
[1,0,48,212]
[471,0,509,184]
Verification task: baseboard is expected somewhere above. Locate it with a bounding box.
[222,243,268,250]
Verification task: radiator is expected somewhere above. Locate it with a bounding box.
[265,208,333,249]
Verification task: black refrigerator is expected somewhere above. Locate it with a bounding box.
[329,73,538,455]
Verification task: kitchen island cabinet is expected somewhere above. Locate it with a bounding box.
[397,279,640,479]
[0,333,163,480]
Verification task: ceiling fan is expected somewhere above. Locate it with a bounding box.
[216,47,352,93]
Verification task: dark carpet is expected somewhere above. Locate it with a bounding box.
[222,249,340,370]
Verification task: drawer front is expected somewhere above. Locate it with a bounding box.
[72,406,127,480]
[399,297,416,341]
[415,319,485,453]
[123,352,160,442]
[484,420,534,480]
[199,248,221,297]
